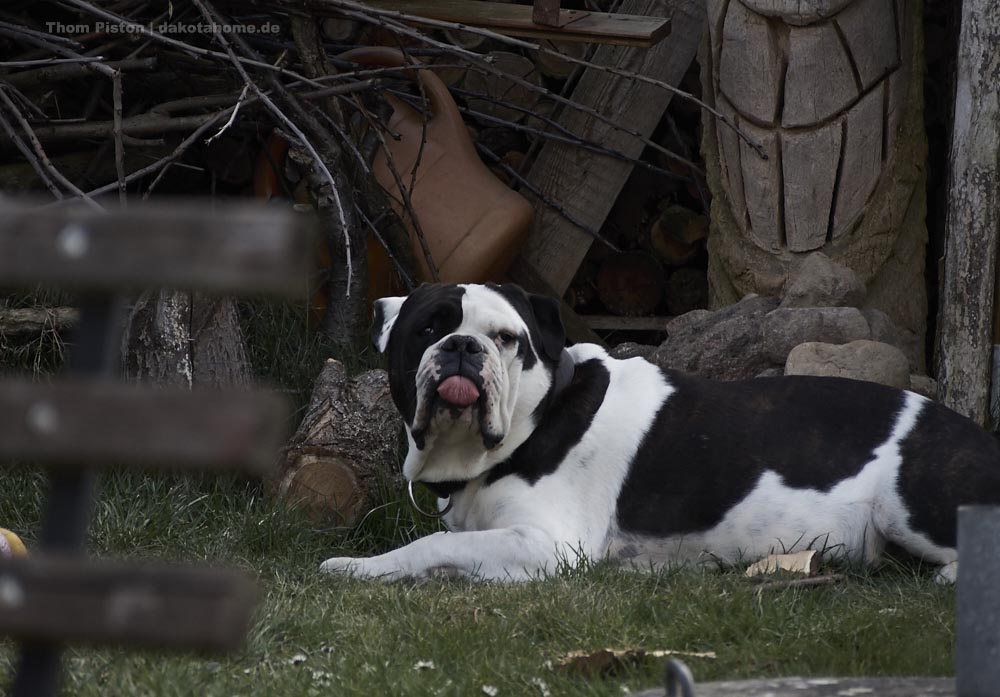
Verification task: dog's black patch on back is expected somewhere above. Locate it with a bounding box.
[897,399,1000,547]
[486,358,610,486]
[616,372,905,537]
[385,284,466,424]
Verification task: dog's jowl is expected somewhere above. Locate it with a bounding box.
[321,283,1000,582]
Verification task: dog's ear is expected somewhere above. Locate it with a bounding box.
[371,296,406,353]
[528,292,566,362]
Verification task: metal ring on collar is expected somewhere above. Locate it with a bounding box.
[407,480,454,518]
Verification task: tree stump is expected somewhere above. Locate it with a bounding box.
[276,359,404,524]
[702,0,928,370]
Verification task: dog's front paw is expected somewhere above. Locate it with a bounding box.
[319,556,363,576]
[319,555,404,581]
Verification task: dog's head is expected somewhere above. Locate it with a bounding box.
[373,283,567,483]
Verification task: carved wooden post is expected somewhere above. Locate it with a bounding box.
[702,0,928,369]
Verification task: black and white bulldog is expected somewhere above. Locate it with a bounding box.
[320,283,1000,583]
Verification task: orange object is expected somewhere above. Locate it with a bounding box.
[253,132,397,324]
[340,47,534,284]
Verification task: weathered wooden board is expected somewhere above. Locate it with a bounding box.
[0,380,288,476]
[359,0,671,46]
[0,201,314,297]
[513,0,705,301]
[935,0,1000,425]
[634,676,955,696]
[0,556,256,652]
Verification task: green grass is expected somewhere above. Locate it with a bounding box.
[0,298,957,695]
[0,466,957,696]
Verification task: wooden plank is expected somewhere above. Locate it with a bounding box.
[634,677,955,697]
[936,0,1000,425]
[360,0,671,46]
[0,380,288,477]
[532,0,563,27]
[0,556,256,652]
[580,314,672,331]
[513,0,705,299]
[0,200,314,297]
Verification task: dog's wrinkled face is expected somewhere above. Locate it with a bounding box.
[373,283,565,483]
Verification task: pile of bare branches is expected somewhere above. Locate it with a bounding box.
[0,0,745,348]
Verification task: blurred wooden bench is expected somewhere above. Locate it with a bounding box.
[0,200,314,697]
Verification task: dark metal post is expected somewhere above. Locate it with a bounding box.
[957,505,1000,697]
[10,296,123,697]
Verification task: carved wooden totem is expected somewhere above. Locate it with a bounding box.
[702,0,927,368]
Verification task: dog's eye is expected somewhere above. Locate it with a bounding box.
[419,325,435,337]
[497,331,516,345]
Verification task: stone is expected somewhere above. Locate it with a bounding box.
[862,308,901,347]
[780,252,867,308]
[649,295,780,380]
[909,375,938,400]
[784,340,911,389]
[763,306,871,362]
[755,367,784,378]
[609,342,656,361]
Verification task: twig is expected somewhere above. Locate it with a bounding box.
[476,142,619,252]
[0,85,101,210]
[0,80,377,145]
[299,4,719,170]
[191,0,354,294]
[111,67,126,205]
[2,56,157,88]
[0,108,63,199]
[205,83,250,144]
[57,0,330,89]
[299,0,768,159]
[355,204,416,291]
[0,57,103,67]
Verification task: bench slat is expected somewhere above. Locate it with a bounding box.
[0,201,314,297]
[0,556,257,652]
[0,380,288,476]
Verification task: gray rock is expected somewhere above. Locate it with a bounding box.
[862,308,901,348]
[609,342,656,361]
[665,308,713,335]
[784,340,911,389]
[755,367,784,378]
[762,306,871,363]
[780,252,866,309]
[909,375,938,400]
[649,295,780,380]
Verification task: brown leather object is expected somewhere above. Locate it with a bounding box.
[340,47,534,284]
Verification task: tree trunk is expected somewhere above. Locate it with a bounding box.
[122,291,250,389]
[702,0,929,372]
[935,0,1000,425]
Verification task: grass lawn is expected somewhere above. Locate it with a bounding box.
[0,467,957,696]
[0,300,957,695]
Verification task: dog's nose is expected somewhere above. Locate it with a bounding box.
[441,335,483,355]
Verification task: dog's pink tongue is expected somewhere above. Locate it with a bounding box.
[437,376,480,406]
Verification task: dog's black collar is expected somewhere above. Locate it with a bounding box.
[415,348,576,507]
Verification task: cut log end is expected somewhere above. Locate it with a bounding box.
[280,453,367,525]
